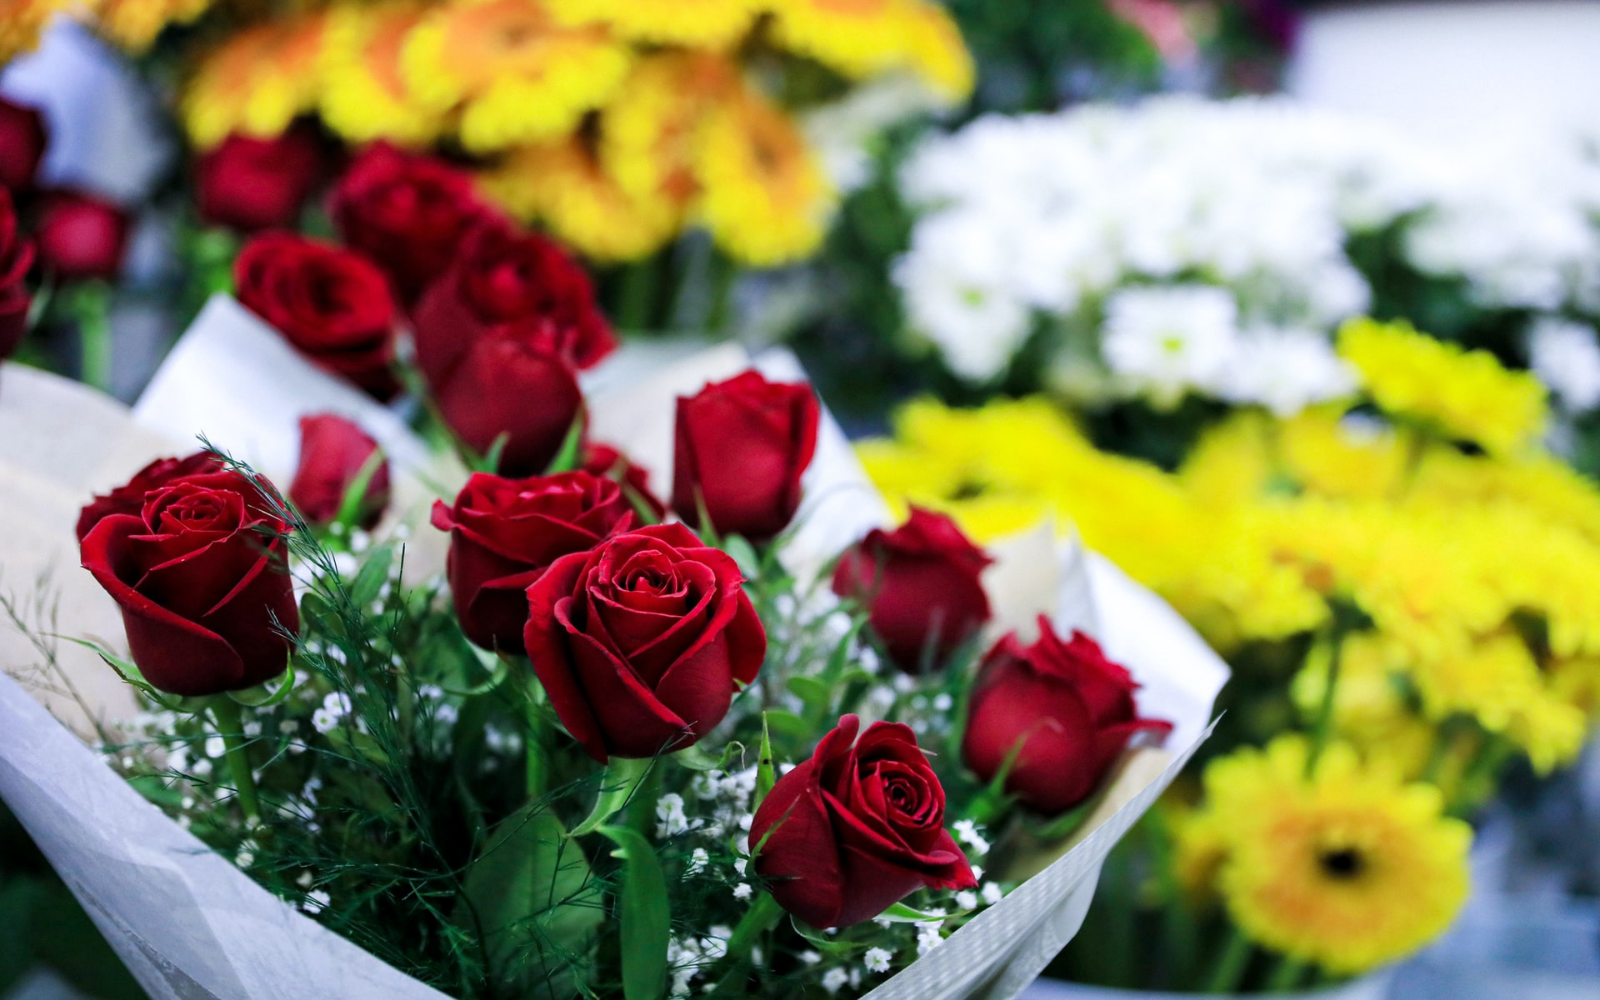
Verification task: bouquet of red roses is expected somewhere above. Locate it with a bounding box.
[0,228,1223,999]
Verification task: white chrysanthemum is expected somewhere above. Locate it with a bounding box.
[1221,326,1358,416]
[1101,285,1240,407]
[1528,316,1600,412]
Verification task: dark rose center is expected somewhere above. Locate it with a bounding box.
[872,760,940,829]
[156,494,236,534]
[1318,847,1365,881]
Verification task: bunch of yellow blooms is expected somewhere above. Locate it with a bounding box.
[21,0,971,267]
[862,317,1599,979]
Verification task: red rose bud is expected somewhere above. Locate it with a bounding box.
[289,414,390,529]
[196,129,324,233]
[832,507,993,673]
[523,522,766,761]
[0,188,34,360]
[963,619,1173,814]
[235,233,401,401]
[34,189,128,282]
[431,470,633,653]
[412,218,615,371]
[76,451,227,542]
[582,441,666,520]
[672,371,819,542]
[418,316,584,476]
[79,468,300,697]
[751,714,977,929]
[330,143,495,306]
[0,95,48,192]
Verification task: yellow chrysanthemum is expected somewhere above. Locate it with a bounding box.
[899,0,974,102]
[1338,317,1548,456]
[1408,630,1587,774]
[401,0,630,153]
[92,0,214,53]
[1278,406,1409,500]
[766,0,908,78]
[180,15,328,148]
[480,137,679,262]
[1290,633,1441,781]
[1209,737,1471,975]
[1548,654,1600,717]
[1,0,70,63]
[319,3,445,146]
[691,85,835,266]
[548,0,757,48]
[601,51,734,212]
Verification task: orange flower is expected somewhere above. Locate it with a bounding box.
[401,0,629,153]
[181,14,328,148]
[321,3,445,145]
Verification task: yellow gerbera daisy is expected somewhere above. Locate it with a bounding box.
[180,15,328,148]
[400,0,630,154]
[0,0,70,63]
[92,0,214,53]
[1338,317,1548,456]
[690,84,835,267]
[480,136,679,262]
[320,3,446,146]
[1209,737,1471,975]
[547,0,758,48]
[765,0,909,78]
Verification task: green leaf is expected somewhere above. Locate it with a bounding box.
[761,710,811,739]
[876,901,952,924]
[332,450,387,535]
[457,806,603,1000]
[349,546,394,609]
[475,433,511,474]
[55,636,182,710]
[599,826,670,1000]
[722,534,761,580]
[754,715,776,813]
[570,757,653,838]
[225,660,297,708]
[671,742,742,772]
[544,411,587,474]
[786,676,833,713]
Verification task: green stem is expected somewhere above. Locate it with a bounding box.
[1265,956,1307,993]
[209,698,261,823]
[72,283,113,393]
[1305,608,1355,778]
[705,893,784,999]
[1204,924,1255,995]
[705,250,736,334]
[626,756,663,843]
[616,256,660,332]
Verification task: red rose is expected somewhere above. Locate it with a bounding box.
[412,218,614,370]
[79,468,300,697]
[196,129,324,233]
[329,143,494,306]
[76,451,226,542]
[0,188,34,360]
[962,619,1172,814]
[523,522,765,761]
[431,470,633,653]
[751,714,977,929]
[0,95,48,192]
[34,189,128,282]
[672,371,819,542]
[289,414,391,529]
[832,507,993,673]
[582,441,667,520]
[419,317,584,475]
[234,233,401,400]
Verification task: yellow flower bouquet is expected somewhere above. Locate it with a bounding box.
[861,317,1600,991]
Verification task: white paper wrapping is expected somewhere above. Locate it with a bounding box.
[0,301,1231,1000]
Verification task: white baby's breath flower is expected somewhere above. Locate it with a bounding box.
[863,947,893,974]
[952,819,990,856]
[686,848,710,876]
[916,922,945,955]
[732,883,753,902]
[656,793,690,838]
[955,890,979,910]
[302,889,330,912]
[821,968,850,994]
[799,950,822,965]
[205,735,226,758]
[981,882,1004,906]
